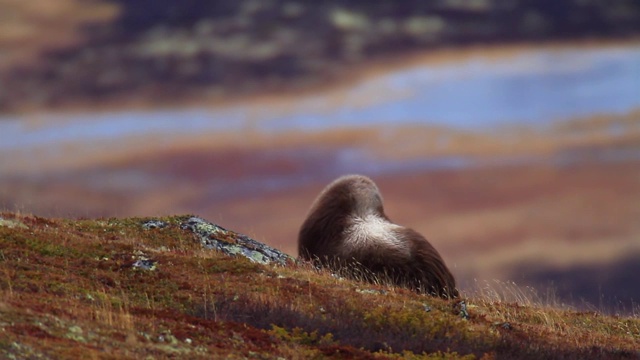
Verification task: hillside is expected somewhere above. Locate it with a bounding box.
[2,0,640,112]
[1,213,638,359]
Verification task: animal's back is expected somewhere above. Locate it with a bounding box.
[298,175,458,298]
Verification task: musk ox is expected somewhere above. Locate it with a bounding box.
[298,174,458,298]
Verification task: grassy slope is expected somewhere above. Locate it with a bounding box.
[0,213,638,359]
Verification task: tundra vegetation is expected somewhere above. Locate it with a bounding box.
[0,212,638,359]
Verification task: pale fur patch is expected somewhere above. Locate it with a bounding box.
[340,215,411,257]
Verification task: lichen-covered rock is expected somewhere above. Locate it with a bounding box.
[0,217,29,229]
[132,259,157,271]
[180,216,294,266]
[141,219,168,230]
[455,300,470,320]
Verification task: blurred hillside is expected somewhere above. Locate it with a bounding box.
[2,0,640,112]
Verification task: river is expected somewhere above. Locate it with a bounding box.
[1,44,639,152]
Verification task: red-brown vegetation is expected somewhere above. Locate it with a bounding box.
[0,212,638,358]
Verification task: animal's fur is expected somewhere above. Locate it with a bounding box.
[298,174,458,298]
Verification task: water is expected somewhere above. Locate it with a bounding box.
[1,45,639,151]
[259,46,640,132]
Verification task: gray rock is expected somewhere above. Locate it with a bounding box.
[132,259,157,271]
[180,216,294,266]
[0,217,29,229]
[457,300,470,320]
[141,219,168,230]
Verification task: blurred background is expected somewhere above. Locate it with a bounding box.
[1,0,640,314]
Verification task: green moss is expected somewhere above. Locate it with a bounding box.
[268,325,337,347]
[27,237,75,257]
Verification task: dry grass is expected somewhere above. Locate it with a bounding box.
[92,289,136,332]
[466,279,640,353]
[0,212,638,359]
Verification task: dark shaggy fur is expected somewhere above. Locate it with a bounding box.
[298,175,458,298]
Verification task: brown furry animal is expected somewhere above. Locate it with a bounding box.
[298,174,458,298]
